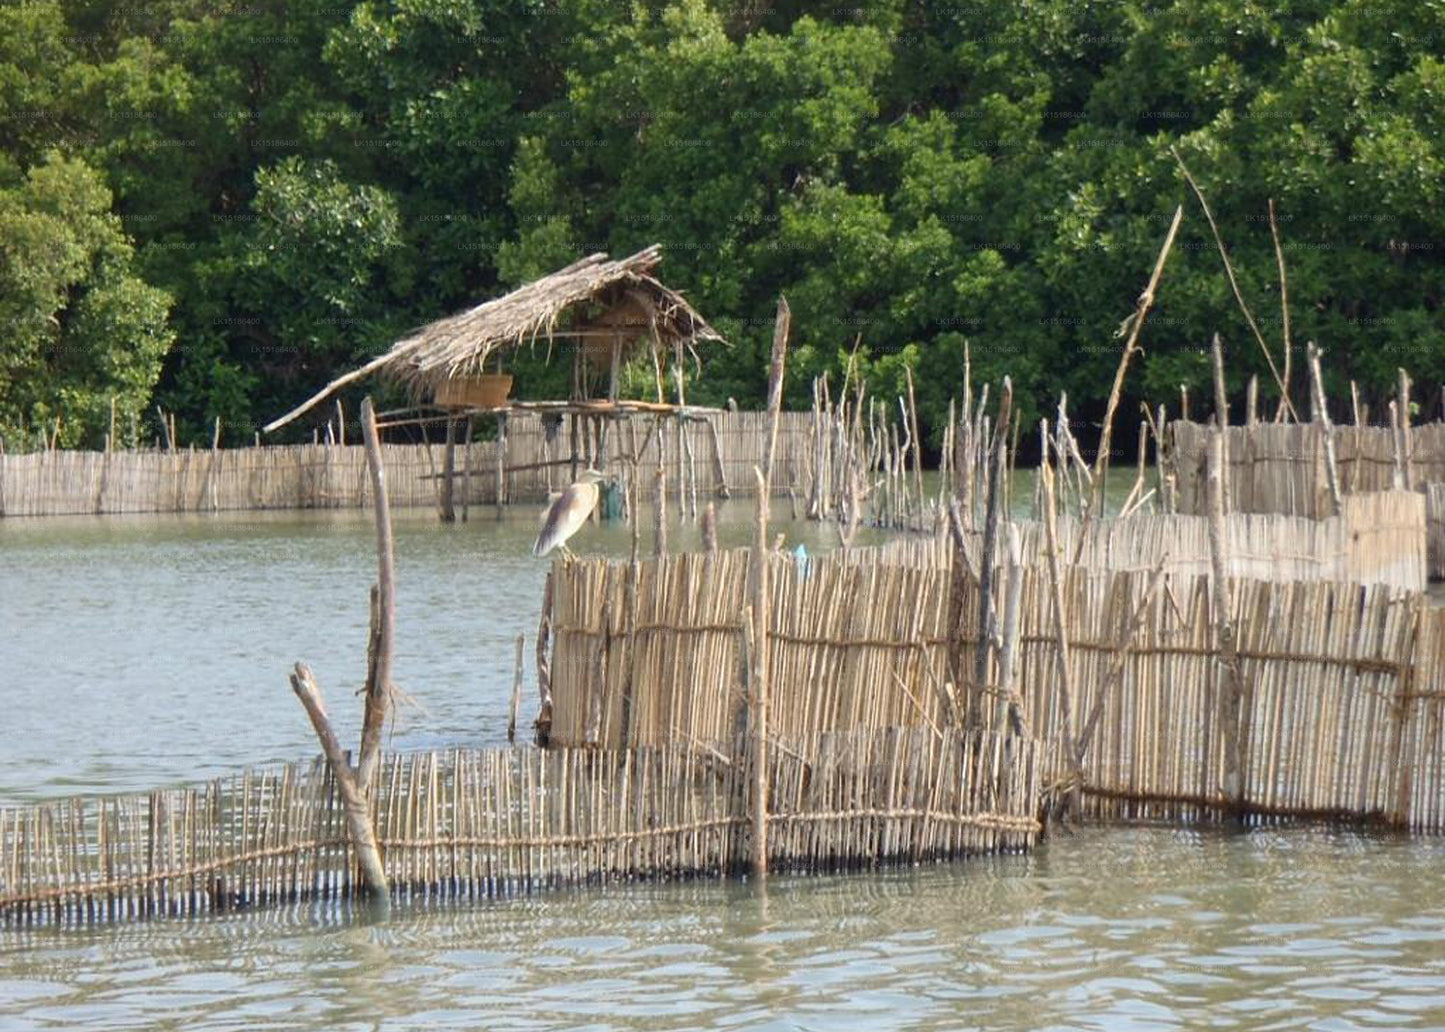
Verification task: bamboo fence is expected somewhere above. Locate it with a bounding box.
[1171,420,1445,518]
[0,728,1038,927]
[0,411,815,518]
[546,546,1445,833]
[546,551,956,749]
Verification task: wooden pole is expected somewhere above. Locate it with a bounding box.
[1093,204,1184,510]
[460,416,473,522]
[1398,368,1414,491]
[1040,434,1084,817]
[1207,430,1246,817]
[653,415,667,557]
[747,297,790,881]
[289,663,388,899]
[441,415,457,523]
[970,378,1012,726]
[495,412,508,521]
[1245,375,1259,426]
[535,570,554,746]
[508,633,525,744]
[702,501,718,552]
[356,398,397,794]
[1210,333,1231,513]
[997,523,1028,737]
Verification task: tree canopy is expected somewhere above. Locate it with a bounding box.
[1,0,1441,449]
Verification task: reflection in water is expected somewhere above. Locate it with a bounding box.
[2,827,1443,1031]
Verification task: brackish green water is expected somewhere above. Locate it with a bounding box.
[3,502,1444,1030]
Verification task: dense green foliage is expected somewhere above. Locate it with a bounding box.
[1,0,1441,449]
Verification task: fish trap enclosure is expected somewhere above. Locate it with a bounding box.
[0,728,1039,927]
[544,545,1445,833]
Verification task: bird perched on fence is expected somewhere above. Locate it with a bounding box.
[533,468,608,561]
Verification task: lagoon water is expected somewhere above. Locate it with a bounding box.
[3,505,1445,1030]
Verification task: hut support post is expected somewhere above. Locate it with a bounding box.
[461,416,473,522]
[288,663,389,900]
[441,416,457,523]
[356,398,397,794]
[495,412,508,520]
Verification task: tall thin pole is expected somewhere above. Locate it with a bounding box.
[357,397,397,794]
[750,297,791,880]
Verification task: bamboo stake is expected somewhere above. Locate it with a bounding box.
[1399,368,1414,491]
[357,398,397,794]
[1210,333,1231,513]
[1040,434,1083,817]
[1207,430,1246,816]
[1093,204,1184,510]
[971,378,1012,726]
[1307,342,1342,515]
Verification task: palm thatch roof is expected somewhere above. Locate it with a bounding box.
[265,245,722,432]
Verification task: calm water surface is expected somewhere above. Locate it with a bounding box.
[4,503,1445,1030]
[2,827,1443,1031]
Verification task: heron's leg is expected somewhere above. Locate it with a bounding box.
[559,544,577,564]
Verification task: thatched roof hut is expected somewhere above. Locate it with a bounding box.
[265,245,723,432]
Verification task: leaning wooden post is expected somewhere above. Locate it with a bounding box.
[357,398,397,794]
[441,415,457,523]
[1207,430,1246,818]
[1092,204,1184,512]
[1307,342,1342,515]
[290,663,389,899]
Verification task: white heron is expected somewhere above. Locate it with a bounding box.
[532,469,608,560]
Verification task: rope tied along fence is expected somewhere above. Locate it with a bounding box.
[544,545,1445,833]
[0,728,1039,926]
